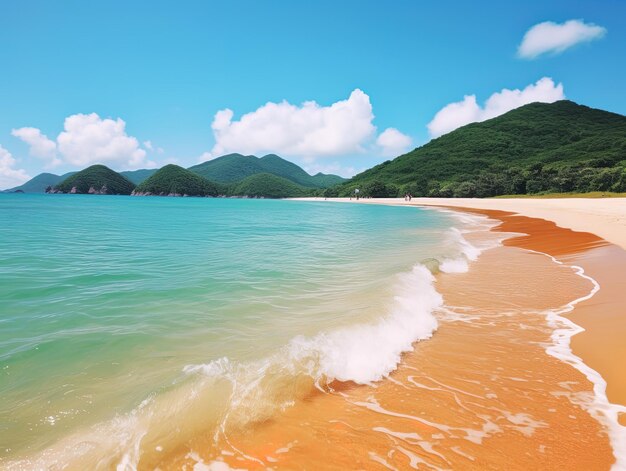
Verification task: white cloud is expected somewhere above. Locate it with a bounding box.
[12,113,153,170]
[376,127,412,156]
[518,19,606,59]
[57,113,149,169]
[0,145,31,190]
[302,162,361,179]
[143,140,165,154]
[427,77,565,138]
[11,127,61,167]
[208,89,376,159]
[197,151,214,163]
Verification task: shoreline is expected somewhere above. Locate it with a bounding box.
[164,201,623,469]
[296,197,626,410]
[294,197,626,250]
[294,197,626,465]
[6,198,625,469]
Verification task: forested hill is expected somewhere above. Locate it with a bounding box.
[188,153,345,188]
[133,164,219,196]
[5,172,75,193]
[49,165,136,195]
[335,100,626,197]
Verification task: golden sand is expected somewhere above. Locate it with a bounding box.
[459,208,626,423]
[148,209,623,470]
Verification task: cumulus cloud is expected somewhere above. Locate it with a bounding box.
[57,113,149,168]
[518,19,606,59]
[302,162,361,179]
[197,151,214,163]
[376,128,413,156]
[207,89,376,159]
[11,127,61,167]
[427,77,565,138]
[12,113,153,170]
[0,145,31,190]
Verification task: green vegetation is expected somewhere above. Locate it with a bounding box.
[52,165,135,195]
[231,173,311,198]
[188,153,345,188]
[308,172,346,188]
[494,191,626,199]
[120,168,158,185]
[6,172,75,193]
[335,101,626,198]
[133,164,219,196]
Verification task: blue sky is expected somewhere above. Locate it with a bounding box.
[0,0,624,188]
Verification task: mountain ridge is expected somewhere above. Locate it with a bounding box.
[334,100,626,197]
[188,153,345,188]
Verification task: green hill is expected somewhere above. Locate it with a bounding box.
[308,172,346,188]
[338,101,626,197]
[51,165,135,195]
[232,173,311,198]
[133,164,219,196]
[189,153,262,182]
[188,153,345,188]
[5,172,75,193]
[120,168,158,185]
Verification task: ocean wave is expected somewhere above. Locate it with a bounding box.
[186,263,442,386]
[4,208,492,470]
[5,261,447,470]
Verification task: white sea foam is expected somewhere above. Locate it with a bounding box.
[5,206,492,470]
[439,227,484,274]
[439,257,469,273]
[285,264,441,384]
[528,250,626,470]
[186,263,442,386]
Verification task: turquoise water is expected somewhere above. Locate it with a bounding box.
[0,194,461,464]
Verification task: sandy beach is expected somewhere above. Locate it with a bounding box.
[10,197,625,469]
[393,197,626,251]
[320,197,626,414]
[157,197,626,469]
[312,197,626,409]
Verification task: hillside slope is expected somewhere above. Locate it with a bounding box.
[232,173,311,198]
[188,153,345,188]
[51,165,135,195]
[133,164,219,196]
[5,172,75,193]
[339,101,626,197]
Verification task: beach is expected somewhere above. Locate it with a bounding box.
[151,197,626,469]
[3,196,626,469]
[338,197,626,415]
[154,197,626,469]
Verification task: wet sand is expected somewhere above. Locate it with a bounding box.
[442,207,626,425]
[158,205,624,470]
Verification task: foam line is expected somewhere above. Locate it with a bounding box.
[527,249,626,470]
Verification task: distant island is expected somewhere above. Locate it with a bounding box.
[33,154,346,198]
[8,100,626,199]
[46,165,136,195]
[132,164,219,196]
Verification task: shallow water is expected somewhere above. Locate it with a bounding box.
[0,195,468,465]
[3,195,620,470]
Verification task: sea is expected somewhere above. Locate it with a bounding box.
[0,194,491,468]
[5,194,619,470]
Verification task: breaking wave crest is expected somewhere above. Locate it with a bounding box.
[6,261,451,470]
